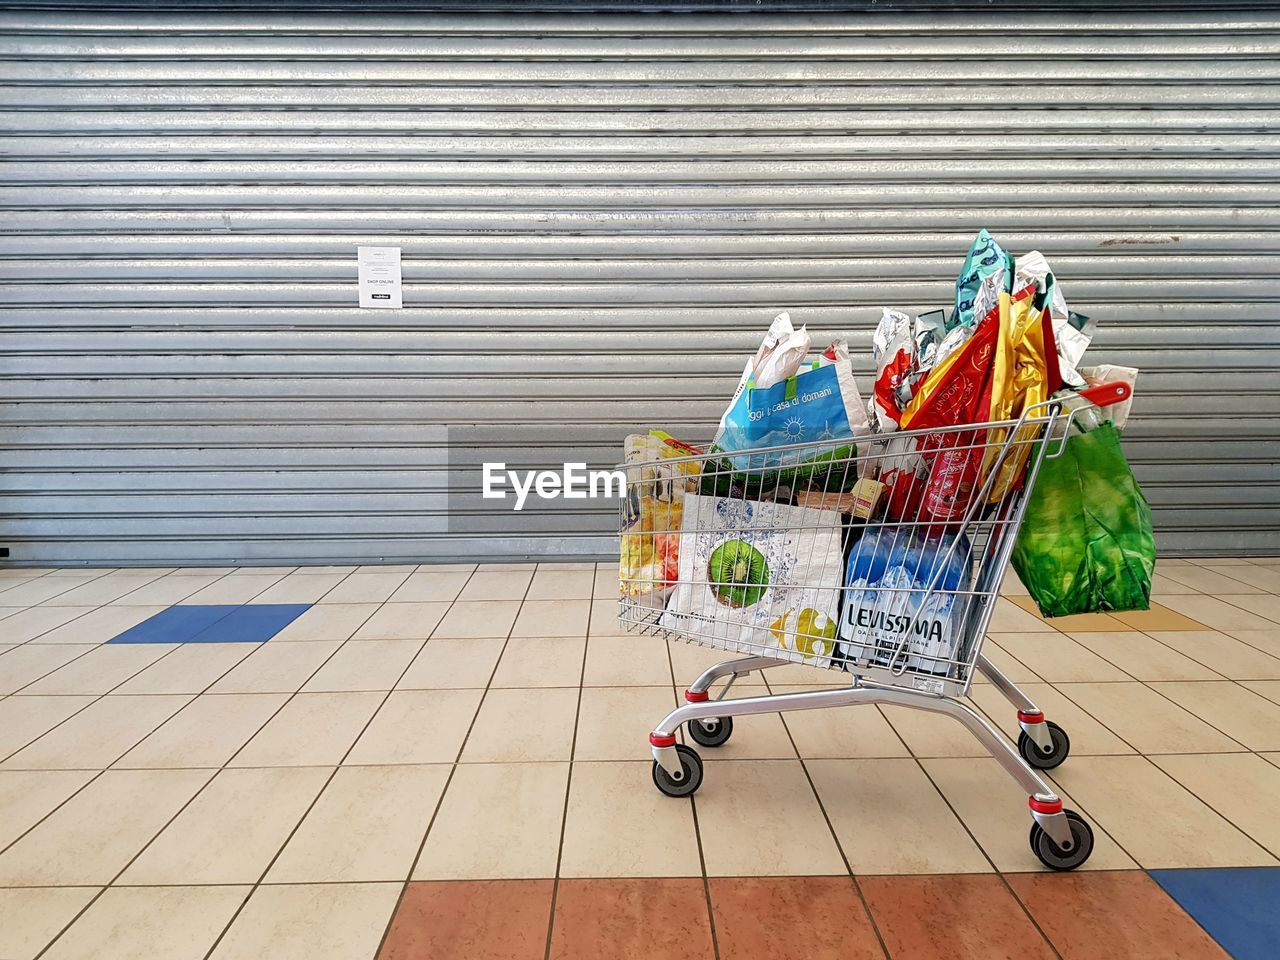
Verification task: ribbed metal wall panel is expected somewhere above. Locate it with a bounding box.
[1,11,1277,563]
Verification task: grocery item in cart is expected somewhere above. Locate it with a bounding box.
[749,312,811,390]
[953,228,1012,333]
[1012,421,1154,617]
[837,530,975,675]
[660,492,845,666]
[619,431,703,601]
[713,322,870,470]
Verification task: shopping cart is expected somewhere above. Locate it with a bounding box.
[618,381,1132,871]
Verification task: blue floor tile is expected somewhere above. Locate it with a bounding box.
[107,605,239,644]
[107,604,310,644]
[187,604,310,643]
[1151,867,1280,960]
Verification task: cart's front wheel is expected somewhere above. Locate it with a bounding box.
[1018,721,1071,770]
[688,716,734,748]
[1029,810,1094,871]
[652,744,703,798]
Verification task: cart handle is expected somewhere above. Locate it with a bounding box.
[1077,380,1131,408]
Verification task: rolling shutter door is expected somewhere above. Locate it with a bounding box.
[0,10,1276,563]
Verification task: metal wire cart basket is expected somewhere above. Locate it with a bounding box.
[618,381,1131,871]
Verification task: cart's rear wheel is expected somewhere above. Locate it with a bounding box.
[688,716,734,748]
[652,744,703,798]
[1018,721,1071,770]
[1029,810,1094,871]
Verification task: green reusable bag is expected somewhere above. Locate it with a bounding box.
[1011,422,1155,618]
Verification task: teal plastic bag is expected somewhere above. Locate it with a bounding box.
[1011,423,1155,617]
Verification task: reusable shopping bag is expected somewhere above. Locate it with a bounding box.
[1011,422,1155,617]
[660,492,845,667]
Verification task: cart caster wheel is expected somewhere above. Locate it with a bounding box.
[688,716,734,748]
[1029,810,1094,871]
[652,744,703,798]
[1019,721,1071,770]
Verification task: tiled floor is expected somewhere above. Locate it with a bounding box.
[2,558,1280,958]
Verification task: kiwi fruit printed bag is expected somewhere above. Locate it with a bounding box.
[660,492,845,667]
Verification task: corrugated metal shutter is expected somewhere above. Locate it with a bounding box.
[1,11,1277,564]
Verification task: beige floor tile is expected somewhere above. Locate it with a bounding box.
[3,695,192,770]
[773,691,911,759]
[880,702,993,758]
[20,644,176,695]
[679,685,798,760]
[208,641,342,694]
[511,599,590,638]
[0,574,103,607]
[967,682,1136,756]
[1150,573,1201,597]
[432,600,521,639]
[350,602,449,641]
[1009,597,1132,633]
[1147,631,1280,680]
[316,572,412,605]
[993,632,1133,682]
[988,598,1058,632]
[355,564,418,574]
[1157,565,1266,595]
[1056,682,1244,754]
[1227,629,1280,659]
[0,606,96,643]
[1149,681,1280,751]
[412,562,476,573]
[395,637,504,689]
[461,687,579,762]
[667,640,768,687]
[1222,593,1280,626]
[0,644,94,695]
[251,573,350,604]
[0,695,96,759]
[0,888,101,960]
[574,686,678,761]
[229,692,384,767]
[458,569,533,601]
[116,693,289,769]
[491,636,585,687]
[267,764,449,883]
[179,574,287,605]
[288,565,356,576]
[113,643,256,694]
[387,569,470,603]
[1243,680,1280,706]
[1159,594,1277,632]
[208,883,400,960]
[0,769,97,849]
[583,634,672,686]
[226,566,297,575]
[109,573,226,606]
[414,762,568,879]
[973,640,1044,684]
[346,689,483,765]
[999,566,1030,597]
[697,759,846,877]
[267,603,378,642]
[1067,631,1221,681]
[41,885,249,960]
[1050,755,1276,868]
[526,566,595,601]
[593,563,620,599]
[588,598,630,637]
[812,757,992,874]
[0,768,212,885]
[121,766,331,884]
[923,757,1135,872]
[559,761,701,878]
[301,639,423,692]
[1210,564,1280,592]
[38,574,165,608]
[1153,753,1280,857]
